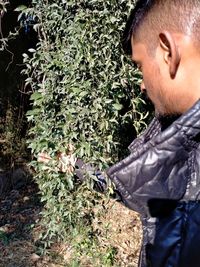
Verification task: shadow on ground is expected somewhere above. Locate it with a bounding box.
[0,180,42,267]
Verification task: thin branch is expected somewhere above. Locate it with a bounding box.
[0,7,15,71]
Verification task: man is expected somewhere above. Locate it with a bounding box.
[106,0,200,266]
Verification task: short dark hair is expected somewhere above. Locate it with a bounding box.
[122,0,200,55]
[122,0,153,55]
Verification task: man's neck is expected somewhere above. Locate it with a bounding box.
[157,114,181,131]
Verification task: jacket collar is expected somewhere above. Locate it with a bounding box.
[128,99,200,153]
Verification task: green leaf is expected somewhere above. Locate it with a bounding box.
[30,92,43,101]
[113,103,123,110]
[14,5,27,12]
[26,108,41,116]
[28,48,36,53]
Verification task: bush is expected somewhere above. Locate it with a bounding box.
[22,0,148,263]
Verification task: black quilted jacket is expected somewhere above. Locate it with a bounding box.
[107,100,200,267]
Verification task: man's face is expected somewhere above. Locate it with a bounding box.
[131,37,180,116]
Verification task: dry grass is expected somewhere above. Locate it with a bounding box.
[92,199,142,267]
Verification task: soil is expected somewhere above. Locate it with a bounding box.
[0,181,42,267]
[0,180,141,267]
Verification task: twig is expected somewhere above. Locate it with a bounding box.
[0,9,15,71]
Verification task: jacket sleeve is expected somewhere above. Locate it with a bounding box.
[107,101,200,214]
[75,159,123,201]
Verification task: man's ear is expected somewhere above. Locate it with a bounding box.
[159,31,180,78]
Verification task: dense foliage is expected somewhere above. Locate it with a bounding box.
[20,0,148,264]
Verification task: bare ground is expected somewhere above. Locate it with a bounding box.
[0,182,142,267]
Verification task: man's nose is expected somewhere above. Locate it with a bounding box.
[140,81,146,93]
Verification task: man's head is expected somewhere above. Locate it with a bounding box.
[124,0,200,116]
